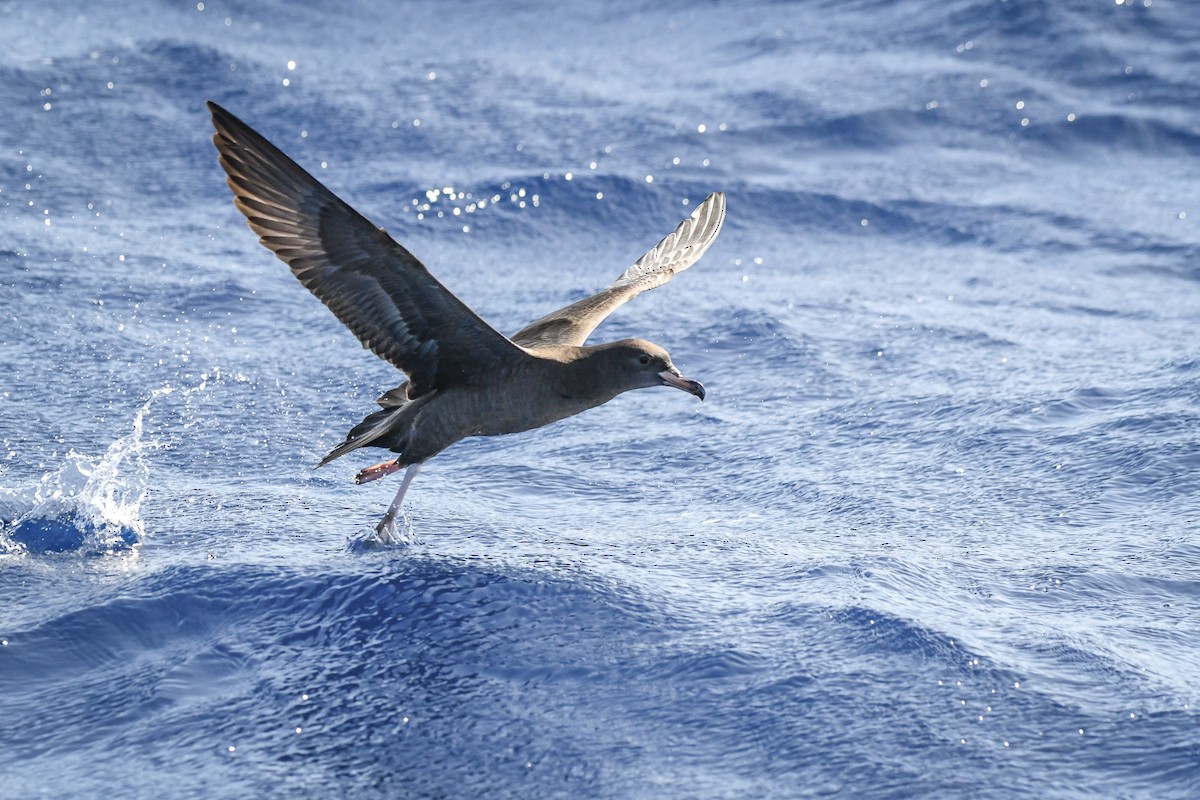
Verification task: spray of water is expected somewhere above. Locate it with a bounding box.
[1,388,171,556]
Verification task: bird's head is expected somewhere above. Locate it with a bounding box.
[601,339,705,400]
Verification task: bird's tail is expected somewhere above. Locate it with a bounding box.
[318,406,407,467]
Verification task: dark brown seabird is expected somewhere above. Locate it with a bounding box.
[208,101,725,541]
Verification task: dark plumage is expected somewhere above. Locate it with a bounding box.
[208,101,725,540]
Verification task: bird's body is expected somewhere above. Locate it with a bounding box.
[330,339,685,470]
[208,101,725,540]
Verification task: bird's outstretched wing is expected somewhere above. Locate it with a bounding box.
[208,101,527,396]
[511,191,725,349]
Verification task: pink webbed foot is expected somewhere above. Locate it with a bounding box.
[356,458,402,484]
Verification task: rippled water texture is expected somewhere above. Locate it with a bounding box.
[2,0,1199,797]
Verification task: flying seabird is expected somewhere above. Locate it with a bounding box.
[207,101,725,541]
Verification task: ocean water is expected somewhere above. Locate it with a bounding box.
[2,0,1199,796]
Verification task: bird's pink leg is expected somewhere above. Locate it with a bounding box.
[375,463,421,543]
[356,458,403,484]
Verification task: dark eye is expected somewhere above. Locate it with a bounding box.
[638,354,651,366]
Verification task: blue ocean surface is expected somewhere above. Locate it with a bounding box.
[2,0,1199,796]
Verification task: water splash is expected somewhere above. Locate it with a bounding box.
[347,510,419,552]
[1,389,168,556]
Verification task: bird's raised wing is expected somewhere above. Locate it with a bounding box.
[208,101,527,397]
[511,191,725,349]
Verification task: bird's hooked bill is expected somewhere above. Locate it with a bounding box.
[659,369,706,400]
